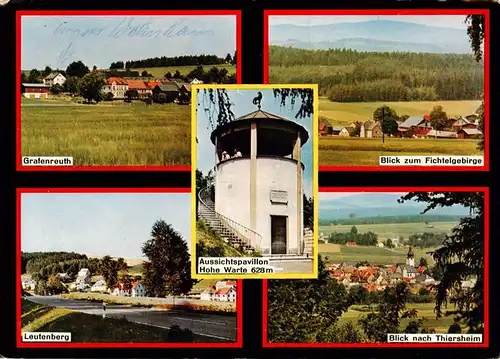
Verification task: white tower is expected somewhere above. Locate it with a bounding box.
[406,246,415,267]
[210,98,309,256]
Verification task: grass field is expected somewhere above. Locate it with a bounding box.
[337,302,457,333]
[21,299,202,342]
[319,222,457,240]
[21,99,190,166]
[136,64,236,78]
[319,243,437,266]
[316,97,483,166]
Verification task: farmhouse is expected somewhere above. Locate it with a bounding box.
[360,120,382,138]
[152,83,181,102]
[339,126,353,137]
[424,130,457,139]
[131,281,146,297]
[127,80,151,97]
[43,72,66,87]
[398,116,431,137]
[103,77,129,99]
[22,83,50,99]
[214,287,237,302]
[457,128,483,139]
[90,279,108,292]
[22,278,36,291]
[75,268,91,285]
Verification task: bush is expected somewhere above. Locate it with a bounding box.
[103,92,114,101]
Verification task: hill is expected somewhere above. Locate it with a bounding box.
[270,20,471,53]
[196,221,248,257]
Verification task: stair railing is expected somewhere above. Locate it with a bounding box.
[198,186,262,251]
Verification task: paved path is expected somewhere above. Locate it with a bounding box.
[26,296,236,341]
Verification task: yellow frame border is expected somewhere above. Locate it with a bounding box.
[190,84,319,279]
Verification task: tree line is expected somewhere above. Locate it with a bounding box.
[327,226,378,246]
[269,45,484,102]
[110,52,236,69]
[405,233,447,249]
[319,214,464,226]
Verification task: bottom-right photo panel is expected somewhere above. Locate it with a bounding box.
[263,187,489,348]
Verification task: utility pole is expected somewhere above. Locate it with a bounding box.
[382,107,385,144]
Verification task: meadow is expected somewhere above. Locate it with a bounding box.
[21,98,190,166]
[337,302,457,333]
[318,243,437,266]
[137,64,236,78]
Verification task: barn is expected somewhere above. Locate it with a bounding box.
[22,83,50,99]
[457,128,483,139]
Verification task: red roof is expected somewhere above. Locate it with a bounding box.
[226,280,237,286]
[423,115,430,121]
[107,77,128,85]
[417,266,426,273]
[319,123,327,131]
[127,80,149,90]
[145,80,162,89]
[215,287,231,295]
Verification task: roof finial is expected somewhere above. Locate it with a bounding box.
[252,91,263,110]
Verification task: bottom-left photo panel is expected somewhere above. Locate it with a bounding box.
[16,188,242,348]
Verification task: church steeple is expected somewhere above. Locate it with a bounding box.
[406,246,415,267]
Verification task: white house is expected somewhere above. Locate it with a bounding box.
[215,280,236,290]
[43,72,66,87]
[75,268,91,284]
[102,77,129,99]
[90,279,108,292]
[200,288,215,301]
[339,127,352,137]
[190,78,204,84]
[214,287,237,302]
[377,242,385,248]
[112,283,131,296]
[131,281,146,297]
[57,273,71,281]
[22,279,36,291]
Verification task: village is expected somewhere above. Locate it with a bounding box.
[20,69,203,104]
[320,113,482,140]
[22,267,237,303]
[324,247,476,294]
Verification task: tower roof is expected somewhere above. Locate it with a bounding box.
[210,109,309,146]
[407,246,415,258]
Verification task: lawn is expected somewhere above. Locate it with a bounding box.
[137,64,237,78]
[319,243,437,266]
[319,222,457,240]
[21,299,204,342]
[337,302,458,333]
[21,99,190,166]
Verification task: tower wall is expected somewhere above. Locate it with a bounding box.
[215,157,303,254]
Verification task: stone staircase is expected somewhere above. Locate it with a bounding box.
[198,188,260,254]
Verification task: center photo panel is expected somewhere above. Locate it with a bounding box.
[191,84,319,279]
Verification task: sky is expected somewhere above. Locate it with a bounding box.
[21,15,236,70]
[269,15,468,29]
[21,193,191,258]
[196,89,314,197]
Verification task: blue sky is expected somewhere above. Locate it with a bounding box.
[269,15,468,29]
[21,193,191,258]
[196,89,314,197]
[21,15,236,70]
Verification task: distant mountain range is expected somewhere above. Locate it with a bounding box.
[270,20,471,54]
[319,193,471,220]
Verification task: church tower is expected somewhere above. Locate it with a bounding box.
[406,246,415,267]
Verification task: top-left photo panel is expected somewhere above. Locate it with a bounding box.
[16,10,241,171]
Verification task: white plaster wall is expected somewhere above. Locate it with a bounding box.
[215,157,303,254]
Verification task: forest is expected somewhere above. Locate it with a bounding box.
[109,53,236,70]
[319,214,464,226]
[327,227,378,246]
[268,45,484,102]
[22,251,103,278]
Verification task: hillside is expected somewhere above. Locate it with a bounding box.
[269,20,471,54]
[196,221,249,257]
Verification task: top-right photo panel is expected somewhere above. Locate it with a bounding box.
[264,10,489,171]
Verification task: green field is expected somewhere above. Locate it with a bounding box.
[136,64,236,78]
[21,98,190,166]
[337,303,457,333]
[21,299,203,342]
[320,222,456,240]
[319,243,436,266]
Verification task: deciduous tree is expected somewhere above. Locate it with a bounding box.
[66,61,90,78]
[429,105,448,132]
[78,71,105,103]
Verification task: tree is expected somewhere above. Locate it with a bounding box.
[66,61,90,78]
[348,213,356,219]
[165,72,172,79]
[225,53,232,63]
[231,51,237,65]
[429,105,448,133]
[141,70,152,77]
[350,226,358,235]
[63,76,80,95]
[103,92,114,101]
[358,282,424,342]
[78,71,105,103]
[419,257,428,267]
[398,191,484,333]
[373,105,399,143]
[42,66,53,77]
[110,61,124,70]
[142,220,195,297]
[267,256,351,342]
[50,84,63,95]
[349,285,368,305]
[303,195,313,229]
[92,65,97,71]
[448,322,462,334]
[476,100,484,151]
[385,238,394,249]
[174,70,182,78]
[28,69,42,83]
[46,275,67,295]
[466,15,485,62]
[187,66,205,81]
[399,114,410,123]
[99,256,119,289]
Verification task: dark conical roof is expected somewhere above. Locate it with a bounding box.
[407,246,415,258]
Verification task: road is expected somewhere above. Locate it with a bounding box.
[25,296,236,341]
